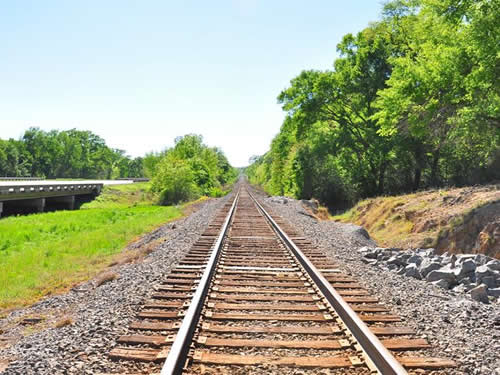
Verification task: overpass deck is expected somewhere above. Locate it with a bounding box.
[0,179,135,216]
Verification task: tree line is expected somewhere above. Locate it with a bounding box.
[0,127,146,179]
[247,0,499,209]
[0,128,238,204]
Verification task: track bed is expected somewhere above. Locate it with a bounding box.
[109,185,455,374]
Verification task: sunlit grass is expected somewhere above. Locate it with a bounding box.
[333,195,417,246]
[0,183,181,311]
[83,182,156,208]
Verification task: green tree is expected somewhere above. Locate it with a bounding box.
[276,21,397,202]
[375,0,499,187]
[151,134,237,204]
[0,139,31,177]
[152,154,198,205]
[248,0,499,209]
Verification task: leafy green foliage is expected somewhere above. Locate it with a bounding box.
[247,0,499,209]
[0,139,31,177]
[0,127,145,179]
[152,134,237,204]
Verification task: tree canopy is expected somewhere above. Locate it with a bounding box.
[151,134,238,205]
[0,127,143,179]
[247,0,499,208]
[1,129,237,205]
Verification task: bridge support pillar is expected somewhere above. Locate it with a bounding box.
[37,198,46,212]
[47,195,75,210]
[0,202,3,218]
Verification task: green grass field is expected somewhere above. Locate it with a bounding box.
[0,183,182,311]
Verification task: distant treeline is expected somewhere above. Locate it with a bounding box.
[0,128,238,204]
[247,0,500,209]
[0,127,146,179]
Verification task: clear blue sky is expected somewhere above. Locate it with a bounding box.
[0,1,385,167]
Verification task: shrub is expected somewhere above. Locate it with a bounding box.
[151,135,237,205]
[153,157,199,205]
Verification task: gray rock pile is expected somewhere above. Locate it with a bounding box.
[359,246,500,303]
[268,196,289,204]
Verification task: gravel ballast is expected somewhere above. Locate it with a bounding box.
[1,188,499,374]
[0,195,230,375]
[261,194,500,375]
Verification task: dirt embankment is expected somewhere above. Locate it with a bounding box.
[334,185,500,259]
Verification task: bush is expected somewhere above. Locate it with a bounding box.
[151,135,237,205]
[153,157,199,205]
[208,187,224,197]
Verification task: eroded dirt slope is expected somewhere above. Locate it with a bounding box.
[334,184,500,258]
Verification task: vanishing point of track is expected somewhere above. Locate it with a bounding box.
[109,184,456,374]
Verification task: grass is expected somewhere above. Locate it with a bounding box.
[54,316,73,328]
[0,182,183,311]
[83,182,156,208]
[333,195,425,247]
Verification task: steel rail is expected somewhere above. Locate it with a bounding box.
[160,189,240,375]
[248,188,408,375]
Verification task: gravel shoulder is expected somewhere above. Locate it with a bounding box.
[0,195,230,375]
[258,193,500,375]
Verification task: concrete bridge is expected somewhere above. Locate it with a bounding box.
[0,180,135,217]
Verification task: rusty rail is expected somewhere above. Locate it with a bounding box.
[160,189,240,375]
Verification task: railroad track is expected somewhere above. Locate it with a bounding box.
[109,185,456,374]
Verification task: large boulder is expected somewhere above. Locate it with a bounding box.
[486,259,500,271]
[454,280,475,292]
[457,254,476,264]
[455,259,477,279]
[474,254,489,266]
[476,264,492,283]
[416,248,435,257]
[487,288,500,297]
[342,224,375,244]
[358,246,378,259]
[377,248,397,261]
[387,255,407,267]
[470,284,489,303]
[420,260,442,277]
[441,254,458,267]
[426,269,457,284]
[481,276,497,289]
[358,246,372,253]
[270,196,288,204]
[407,254,423,266]
[432,279,451,289]
[404,264,422,280]
[457,275,475,286]
[301,199,318,213]
[397,267,406,275]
